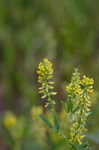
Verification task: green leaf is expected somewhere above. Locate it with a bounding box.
[72,105,79,113]
[53,112,60,132]
[39,114,53,129]
[67,98,73,113]
[77,143,90,150]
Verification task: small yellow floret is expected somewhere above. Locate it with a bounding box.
[31,106,43,119]
[4,112,17,129]
[81,75,94,86]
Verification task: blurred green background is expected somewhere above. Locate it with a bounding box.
[0,0,99,150]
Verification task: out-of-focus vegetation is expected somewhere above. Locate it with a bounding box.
[0,0,99,150]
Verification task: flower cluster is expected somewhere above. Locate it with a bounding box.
[37,58,53,84]
[37,58,56,107]
[66,69,82,97]
[66,69,94,145]
[81,75,94,86]
[81,75,94,94]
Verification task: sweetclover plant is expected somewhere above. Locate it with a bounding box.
[37,58,94,150]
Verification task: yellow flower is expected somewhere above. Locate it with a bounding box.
[31,106,43,119]
[70,121,87,144]
[66,84,83,96]
[37,58,56,107]
[37,58,53,83]
[65,69,94,145]
[81,75,94,95]
[81,75,94,86]
[66,69,82,97]
[4,112,17,129]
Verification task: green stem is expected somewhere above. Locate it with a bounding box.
[13,140,21,150]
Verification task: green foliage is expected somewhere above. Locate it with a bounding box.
[40,114,53,129]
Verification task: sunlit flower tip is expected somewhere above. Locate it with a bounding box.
[44,103,49,108]
[51,92,57,95]
[41,95,47,99]
[49,81,55,84]
[77,138,82,145]
[4,112,17,129]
